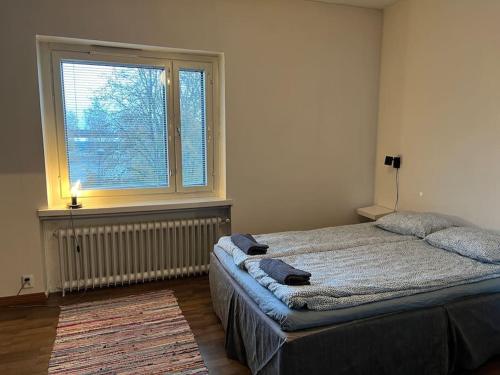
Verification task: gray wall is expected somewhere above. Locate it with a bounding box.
[375,0,500,230]
[0,0,382,296]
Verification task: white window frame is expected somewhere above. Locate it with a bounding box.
[38,41,220,206]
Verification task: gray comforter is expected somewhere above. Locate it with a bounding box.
[245,240,500,310]
[217,222,417,268]
[217,223,500,311]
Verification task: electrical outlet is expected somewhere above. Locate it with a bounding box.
[21,274,34,289]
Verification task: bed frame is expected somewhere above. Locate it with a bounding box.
[209,253,500,375]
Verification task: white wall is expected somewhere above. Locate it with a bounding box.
[0,0,382,297]
[375,0,500,230]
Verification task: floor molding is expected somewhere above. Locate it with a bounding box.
[0,292,47,306]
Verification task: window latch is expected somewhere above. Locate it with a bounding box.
[176,127,181,137]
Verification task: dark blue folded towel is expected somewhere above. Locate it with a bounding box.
[230,233,269,255]
[260,258,311,286]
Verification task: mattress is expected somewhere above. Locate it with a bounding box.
[214,245,500,331]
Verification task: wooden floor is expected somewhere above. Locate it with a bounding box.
[0,277,249,375]
[0,276,499,375]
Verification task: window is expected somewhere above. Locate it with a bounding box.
[40,44,219,203]
[179,69,207,187]
[61,61,169,190]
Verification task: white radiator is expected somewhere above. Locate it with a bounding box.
[57,217,222,295]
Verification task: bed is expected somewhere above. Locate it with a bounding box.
[209,217,500,374]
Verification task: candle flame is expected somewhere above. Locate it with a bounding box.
[70,180,81,198]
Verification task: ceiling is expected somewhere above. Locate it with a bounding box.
[312,0,400,9]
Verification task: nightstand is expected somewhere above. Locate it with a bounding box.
[357,205,394,221]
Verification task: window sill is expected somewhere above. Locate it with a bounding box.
[38,197,232,220]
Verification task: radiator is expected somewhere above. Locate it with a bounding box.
[57,217,222,295]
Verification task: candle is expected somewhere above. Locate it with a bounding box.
[69,180,82,208]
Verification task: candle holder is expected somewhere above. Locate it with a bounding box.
[68,196,82,209]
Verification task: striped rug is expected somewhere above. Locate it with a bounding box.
[48,290,208,374]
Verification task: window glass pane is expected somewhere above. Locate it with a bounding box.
[179,69,207,187]
[61,60,168,190]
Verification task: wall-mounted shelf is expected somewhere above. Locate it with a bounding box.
[357,205,394,221]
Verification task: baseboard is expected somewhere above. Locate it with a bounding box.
[0,292,47,306]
